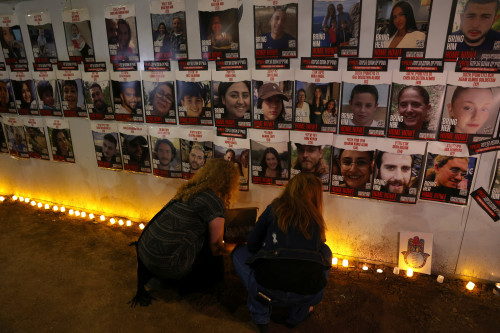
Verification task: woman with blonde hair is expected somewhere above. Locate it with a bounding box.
[232,173,332,332]
[129,159,240,306]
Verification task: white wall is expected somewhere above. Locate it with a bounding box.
[0,0,498,282]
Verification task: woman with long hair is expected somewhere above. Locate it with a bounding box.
[384,1,426,48]
[130,159,240,306]
[322,99,337,125]
[259,147,288,178]
[218,81,251,120]
[232,173,332,332]
[310,87,324,125]
[295,88,310,123]
[322,4,337,47]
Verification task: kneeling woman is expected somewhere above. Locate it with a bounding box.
[232,173,332,331]
[130,159,239,306]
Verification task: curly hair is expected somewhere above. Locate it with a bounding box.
[271,173,326,242]
[173,158,240,208]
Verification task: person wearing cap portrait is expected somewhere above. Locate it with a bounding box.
[257,82,289,122]
[123,135,149,166]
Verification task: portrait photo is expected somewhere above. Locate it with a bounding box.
[180,139,213,176]
[445,0,500,58]
[213,80,252,125]
[290,142,332,190]
[254,3,298,58]
[374,0,432,50]
[112,80,143,116]
[340,83,390,128]
[151,136,181,173]
[294,81,340,129]
[58,79,85,113]
[63,21,94,62]
[176,81,211,119]
[84,80,113,117]
[253,80,293,123]
[26,125,49,159]
[372,150,423,196]
[106,17,140,63]
[199,8,240,60]
[311,0,362,56]
[12,80,38,113]
[92,131,122,169]
[27,23,58,60]
[440,85,500,137]
[35,79,60,112]
[0,25,27,62]
[143,81,176,119]
[48,127,74,162]
[388,83,445,134]
[421,153,477,204]
[251,140,290,180]
[150,11,188,60]
[331,148,375,191]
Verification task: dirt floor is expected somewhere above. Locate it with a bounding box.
[1,199,499,333]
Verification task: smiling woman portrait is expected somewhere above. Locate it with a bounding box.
[384,1,426,48]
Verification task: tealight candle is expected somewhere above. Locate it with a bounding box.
[466,282,475,290]
[342,259,348,267]
[332,257,338,265]
[406,269,413,277]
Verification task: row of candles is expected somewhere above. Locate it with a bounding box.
[0,195,145,230]
[331,256,500,294]
[2,194,499,295]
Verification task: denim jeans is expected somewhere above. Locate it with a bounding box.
[232,245,328,326]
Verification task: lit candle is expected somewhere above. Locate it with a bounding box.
[100,215,105,221]
[89,213,94,219]
[81,212,86,218]
[53,206,59,211]
[493,283,500,296]
[406,269,413,277]
[12,195,17,201]
[37,202,42,208]
[44,204,49,209]
[126,220,132,227]
[139,223,145,230]
[30,201,36,206]
[362,265,368,271]
[75,210,80,216]
[342,259,348,267]
[19,196,24,201]
[437,275,444,283]
[118,219,124,226]
[393,267,400,275]
[376,269,383,274]
[110,218,116,224]
[332,257,338,265]
[24,198,29,203]
[60,207,66,212]
[69,209,74,215]
[466,282,475,291]
[0,196,4,201]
